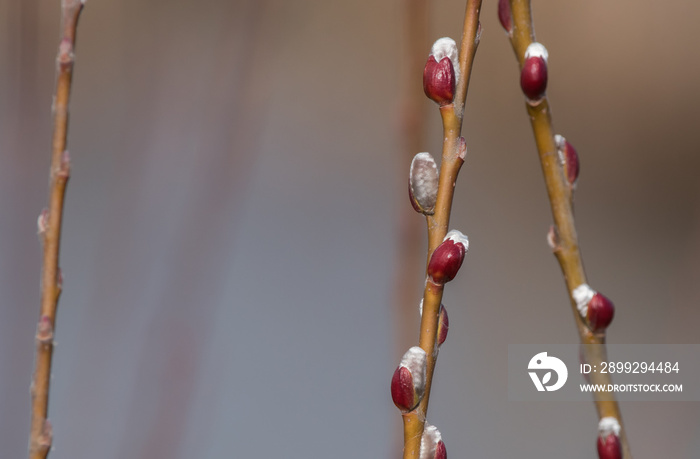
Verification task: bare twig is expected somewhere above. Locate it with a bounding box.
[398,2,482,458]
[503,1,630,457]
[29,1,84,458]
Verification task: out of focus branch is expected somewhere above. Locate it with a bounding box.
[30,1,84,458]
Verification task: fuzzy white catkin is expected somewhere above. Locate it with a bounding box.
[525,42,548,62]
[420,423,442,459]
[400,347,427,397]
[598,417,621,437]
[572,283,595,317]
[430,37,460,84]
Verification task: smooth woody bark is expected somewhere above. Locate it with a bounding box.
[29,2,84,458]
[401,2,482,458]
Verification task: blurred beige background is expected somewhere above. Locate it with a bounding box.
[2,0,699,457]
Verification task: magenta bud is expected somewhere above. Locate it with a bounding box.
[424,56,455,106]
[423,38,458,106]
[409,152,439,215]
[437,305,449,346]
[520,43,548,102]
[555,135,580,186]
[573,284,614,332]
[391,367,416,411]
[588,292,615,332]
[427,230,469,285]
[597,434,622,459]
[420,424,445,459]
[391,346,427,412]
[419,301,448,346]
[498,0,512,33]
[597,417,622,459]
[435,441,447,459]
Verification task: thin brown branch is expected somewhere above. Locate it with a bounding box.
[401,1,482,457]
[29,1,84,458]
[506,0,631,457]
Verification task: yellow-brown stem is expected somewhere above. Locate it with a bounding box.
[508,0,630,456]
[401,2,482,458]
[29,2,83,458]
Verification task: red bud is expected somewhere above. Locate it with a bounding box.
[597,433,622,459]
[423,38,459,106]
[597,417,622,459]
[588,292,615,332]
[391,366,417,411]
[434,441,447,459]
[424,56,455,106]
[520,43,548,101]
[419,301,448,346]
[427,230,469,285]
[555,135,580,186]
[498,0,512,33]
[437,305,449,346]
[391,347,427,412]
[420,424,445,459]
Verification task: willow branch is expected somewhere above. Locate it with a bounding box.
[400,2,482,458]
[29,1,84,458]
[505,1,630,457]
